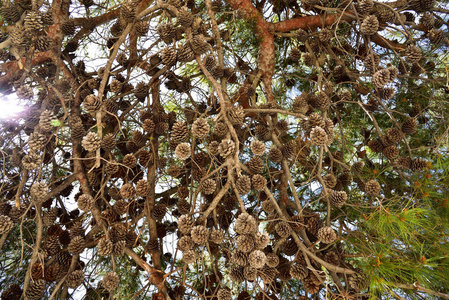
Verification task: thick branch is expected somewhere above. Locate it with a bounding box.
[224,0,275,103]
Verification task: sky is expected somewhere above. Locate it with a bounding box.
[0,95,25,120]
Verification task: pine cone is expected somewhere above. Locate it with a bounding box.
[372,68,391,88]
[361,15,379,35]
[368,139,384,152]
[255,124,271,141]
[259,266,277,284]
[365,179,381,195]
[303,52,315,67]
[120,1,135,22]
[363,53,380,70]
[177,43,195,62]
[0,2,23,23]
[306,216,321,235]
[402,118,417,134]
[151,203,167,220]
[330,190,347,207]
[310,126,328,146]
[302,113,324,135]
[263,253,278,268]
[66,270,84,289]
[42,208,58,227]
[231,250,248,266]
[37,110,56,133]
[141,119,155,134]
[122,153,137,168]
[349,272,369,291]
[203,54,216,70]
[83,94,102,114]
[394,156,411,169]
[109,79,123,94]
[254,231,269,250]
[183,249,197,264]
[68,236,85,255]
[171,120,189,143]
[405,45,422,64]
[289,47,301,62]
[218,139,235,158]
[248,250,266,269]
[192,117,210,139]
[236,234,255,253]
[177,236,194,252]
[97,238,113,256]
[22,152,42,170]
[115,52,128,66]
[31,181,48,202]
[0,215,14,234]
[177,7,193,27]
[411,158,427,171]
[235,212,257,234]
[236,175,251,195]
[178,215,195,235]
[82,132,101,152]
[24,11,43,32]
[210,66,224,78]
[382,145,399,159]
[25,279,46,300]
[291,263,308,279]
[268,147,283,163]
[229,266,245,282]
[120,183,135,199]
[275,221,292,237]
[317,226,337,243]
[112,240,126,256]
[357,0,373,15]
[323,174,337,188]
[213,121,227,137]
[157,23,175,42]
[227,105,245,125]
[420,12,434,29]
[77,194,94,211]
[386,127,403,143]
[200,179,216,195]
[175,142,191,160]
[247,156,263,174]
[161,47,177,66]
[428,28,446,45]
[28,132,46,151]
[191,225,209,245]
[71,122,86,141]
[102,271,120,291]
[217,288,232,300]
[252,174,267,191]
[209,229,224,244]
[100,133,116,152]
[250,140,266,156]
[191,34,209,54]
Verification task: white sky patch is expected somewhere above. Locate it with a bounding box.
[0,95,25,120]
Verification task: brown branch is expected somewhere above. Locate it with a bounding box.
[22,205,43,299]
[393,283,449,299]
[224,0,275,103]
[124,247,166,290]
[274,12,354,32]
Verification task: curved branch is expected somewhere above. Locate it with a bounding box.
[224,0,275,103]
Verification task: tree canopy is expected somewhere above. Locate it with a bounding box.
[0,0,449,299]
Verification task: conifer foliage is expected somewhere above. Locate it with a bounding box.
[0,0,448,298]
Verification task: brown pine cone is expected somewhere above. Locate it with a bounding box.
[365,179,381,195]
[317,226,337,244]
[102,271,119,291]
[98,238,113,256]
[236,175,251,195]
